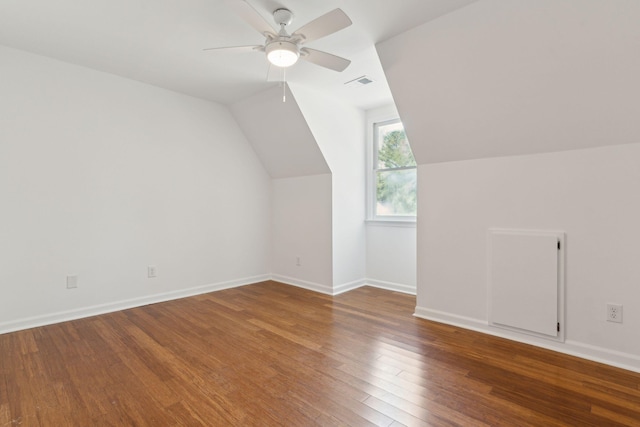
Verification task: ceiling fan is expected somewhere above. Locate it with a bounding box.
[205,0,353,73]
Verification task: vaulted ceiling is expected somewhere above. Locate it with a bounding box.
[3,0,638,168]
[378,0,640,164]
[0,0,477,110]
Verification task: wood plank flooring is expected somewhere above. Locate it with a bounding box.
[1,281,640,426]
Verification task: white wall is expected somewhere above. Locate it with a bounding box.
[290,83,367,292]
[377,0,640,371]
[271,174,333,293]
[417,144,640,371]
[366,223,416,294]
[230,85,336,293]
[0,45,271,332]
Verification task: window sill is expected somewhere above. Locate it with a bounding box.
[365,219,417,228]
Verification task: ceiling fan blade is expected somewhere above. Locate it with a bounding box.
[202,45,262,53]
[300,48,351,72]
[292,9,352,44]
[225,0,276,37]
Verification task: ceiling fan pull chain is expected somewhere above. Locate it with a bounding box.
[282,67,287,103]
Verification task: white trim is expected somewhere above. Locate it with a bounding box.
[365,279,416,295]
[7,273,637,373]
[333,279,368,295]
[271,275,417,296]
[0,274,270,336]
[365,219,416,228]
[270,274,334,295]
[366,105,418,221]
[366,105,399,221]
[414,306,640,374]
[0,274,414,335]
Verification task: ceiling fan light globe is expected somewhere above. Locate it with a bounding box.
[266,41,299,68]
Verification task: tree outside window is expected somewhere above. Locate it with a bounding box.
[374,120,416,217]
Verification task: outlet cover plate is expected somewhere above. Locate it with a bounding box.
[147,266,157,278]
[66,275,78,289]
[607,303,623,323]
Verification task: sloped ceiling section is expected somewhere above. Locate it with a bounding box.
[230,85,329,179]
[0,0,478,108]
[377,0,640,165]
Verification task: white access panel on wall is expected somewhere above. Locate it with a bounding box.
[488,229,565,341]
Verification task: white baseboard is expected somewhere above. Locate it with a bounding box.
[270,274,334,295]
[0,274,270,335]
[333,279,368,295]
[414,306,640,374]
[1,274,402,334]
[365,279,416,295]
[270,275,416,296]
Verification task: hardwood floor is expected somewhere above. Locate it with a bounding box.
[1,281,639,426]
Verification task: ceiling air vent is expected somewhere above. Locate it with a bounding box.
[344,75,374,86]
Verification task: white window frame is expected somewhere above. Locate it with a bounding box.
[366,107,416,226]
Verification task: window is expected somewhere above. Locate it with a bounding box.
[370,119,417,220]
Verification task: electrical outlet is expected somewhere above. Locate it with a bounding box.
[607,303,623,323]
[147,265,157,278]
[66,275,78,289]
[296,256,301,267]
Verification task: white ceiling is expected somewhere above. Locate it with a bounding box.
[0,0,477,109]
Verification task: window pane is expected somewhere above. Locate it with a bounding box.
[377,122,416,169]
[376,169,417,216]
